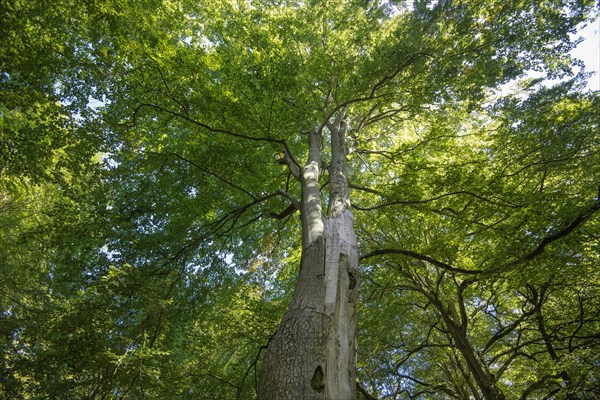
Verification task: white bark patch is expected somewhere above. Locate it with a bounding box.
[324,211,357,311]
[324,210,358,400]
[324,218,340,313]
[303,160,324,246]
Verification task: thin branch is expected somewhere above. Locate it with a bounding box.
[518,374,562,400]
[348,183,381,195]
[483,305,540,353]
[320,52,431,130]
[360,248,481,275]
[129,101,301,180]
[354,148,395,161]
[137,102,281,144]
[237,344,268,400]
[497,193,600,272]
[149,151,256,200]
[352,189,519,211]
[362,106,410,128]
[145,191,282,277]
[369,52,431,98]
[155,64,188,114]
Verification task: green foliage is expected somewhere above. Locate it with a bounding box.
[355,81,599,398]
[1,0,599,398]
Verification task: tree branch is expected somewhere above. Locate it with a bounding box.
[129,102,302,180]
[136,102,282,144]
[149,151,256,199]
[360,248,481,275]
[356,382,380,400]
[368,52,431,98]
[498,193,600,272]
[268,203,298,220]
[320,52,431,129]
[237,344,269,400]
[281,144,301,180]
[352,189,519,211]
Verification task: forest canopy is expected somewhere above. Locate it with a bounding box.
[1,0,599,399]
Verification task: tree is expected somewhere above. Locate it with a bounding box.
[1,0,598,399]
[356,81,600,399]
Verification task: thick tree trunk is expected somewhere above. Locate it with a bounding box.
[259,116,358,399]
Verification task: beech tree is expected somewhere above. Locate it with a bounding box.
[1,0,599,399]
[356,82,600,399]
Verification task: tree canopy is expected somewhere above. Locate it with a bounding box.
[1,0,599,399]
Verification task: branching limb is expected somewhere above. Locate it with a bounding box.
[483,286,545,353]
[269,190,300,220]
[319,52,431,128]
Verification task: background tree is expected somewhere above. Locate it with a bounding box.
[1,0,598,399]
[356,81,600,399]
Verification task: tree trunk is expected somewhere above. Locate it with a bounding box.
[259,115,358,399]
[445,321,506,400]
[421,286,506,400]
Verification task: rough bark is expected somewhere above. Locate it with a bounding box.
[259,115,358,399]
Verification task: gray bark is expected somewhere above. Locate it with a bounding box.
[259,114,358,399]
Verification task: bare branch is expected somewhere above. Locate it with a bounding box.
[130,101,304,182]
[133,102,277,144]
[237,344,269,400]
[319,52,431,130]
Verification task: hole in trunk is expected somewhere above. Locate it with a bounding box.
[311,365,325,392]
[348,270,356,289]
